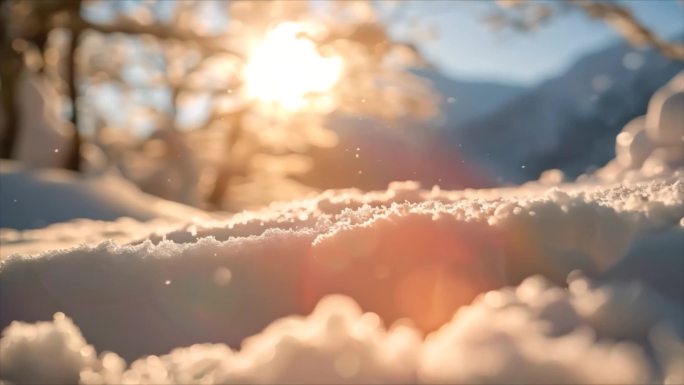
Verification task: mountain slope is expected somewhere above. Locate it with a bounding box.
[412,68,526,128]
[454,37,684,183]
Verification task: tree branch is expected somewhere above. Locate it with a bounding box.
[572,0,684,61]
[70,17,244,60]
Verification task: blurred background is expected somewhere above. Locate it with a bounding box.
[0,0,682,227]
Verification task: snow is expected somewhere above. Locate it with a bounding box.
[1,173,682,383]
[1,74,683,384]
[596,71,684,182]
[646,72,684,145]
[0,313,99,385]
[0,161,208,230]
[0,218,182,259]
[1,277,681,384]
[419,275,656,385]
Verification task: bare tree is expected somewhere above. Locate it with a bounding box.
[490,0,684,62]
[0,0,437,209]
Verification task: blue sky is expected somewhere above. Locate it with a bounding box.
[398,0,684,86]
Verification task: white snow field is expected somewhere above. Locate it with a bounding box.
[0,74,682,384]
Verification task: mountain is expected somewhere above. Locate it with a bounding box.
[453,36,684,183]
[412,68,526,129]
[299,70,527,190]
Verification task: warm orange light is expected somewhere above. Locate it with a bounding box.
[243,22,343,112]
[305,216,507,333]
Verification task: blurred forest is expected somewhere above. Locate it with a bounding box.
[0,0,439,210]
[0,0,681,211]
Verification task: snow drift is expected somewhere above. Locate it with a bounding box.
[0,161,206,230]
[1,73,683,384]
[1,175,682,384]
[1,276,682,384]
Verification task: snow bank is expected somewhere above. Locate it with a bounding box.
[596,71,684,182]
[0,175,684,383]
[2,276,681,384]
[0,161,207,230]
[0,218,182,259]
[0,313,99,385]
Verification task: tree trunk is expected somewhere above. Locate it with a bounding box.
[207,165,233,209]
[207,111,245,209]
[0,8,22,159]
[64,26,82,171]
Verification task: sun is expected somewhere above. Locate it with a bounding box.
[243,22,343,112]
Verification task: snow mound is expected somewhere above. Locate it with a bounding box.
[2,276,681,384]
[596,71,684,182]
[0,313,98,385]
[0,217,182,259]
[1,175,682,361]
[0,161,208,230]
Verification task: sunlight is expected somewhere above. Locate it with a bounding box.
[243,22,343,112]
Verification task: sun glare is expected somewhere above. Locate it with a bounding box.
[243,22,343,112]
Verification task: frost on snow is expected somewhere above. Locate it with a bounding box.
[0,73,683,384]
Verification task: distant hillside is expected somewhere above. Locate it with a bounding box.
[299,70,527,190]
[412,68,526,129]
[453,36,684,183]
